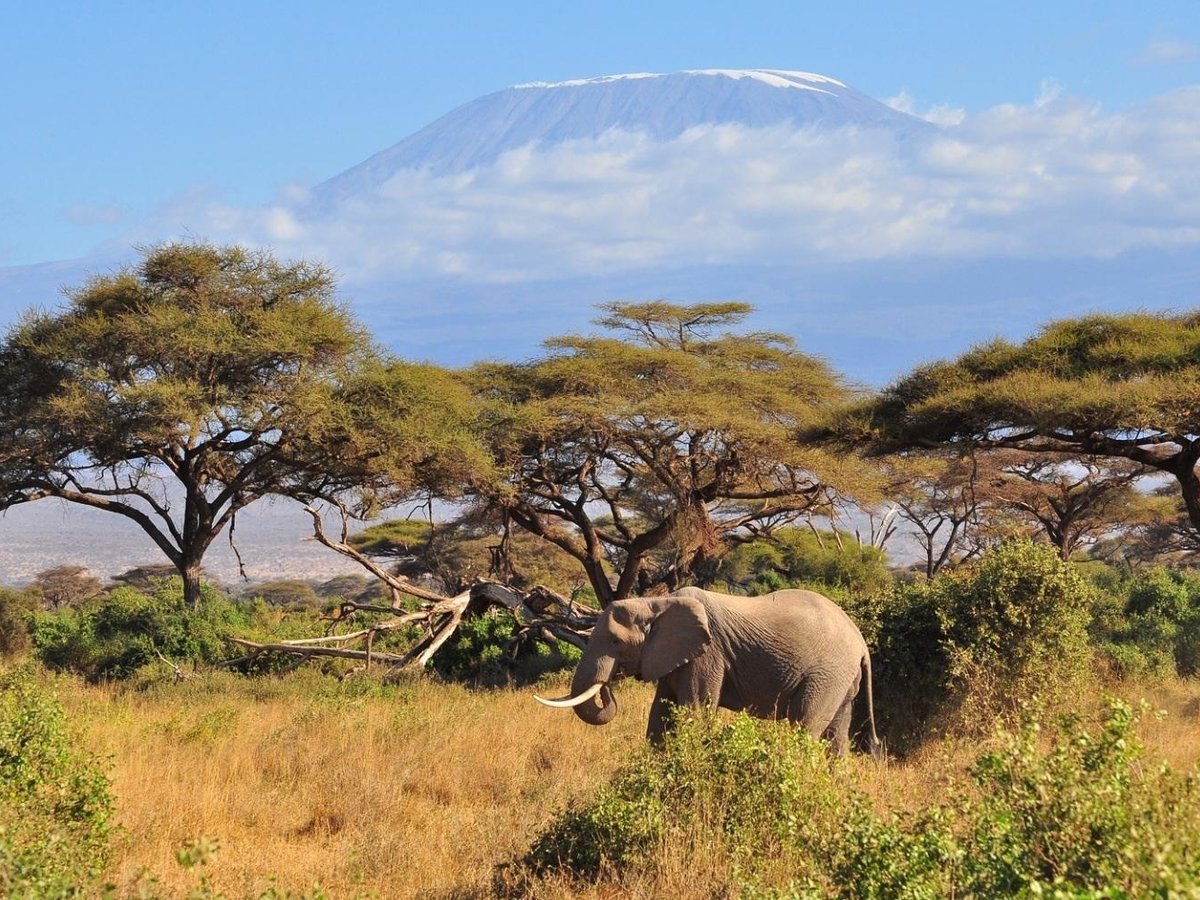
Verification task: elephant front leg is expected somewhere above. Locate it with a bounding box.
[646,681,678,745]
[648,663,724,744]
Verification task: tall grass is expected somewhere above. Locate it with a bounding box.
[67,670,653,897]
[37,666,1199,898]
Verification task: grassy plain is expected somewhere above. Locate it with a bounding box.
[61,669,1200,898]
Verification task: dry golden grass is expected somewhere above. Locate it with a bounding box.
[58,670,1200,899]
[67,671,654,898]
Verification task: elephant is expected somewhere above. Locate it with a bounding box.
[536,586,881,755]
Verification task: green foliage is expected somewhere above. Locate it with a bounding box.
[929,540,1094,726]
[704,527,893,597]
[955,701,1200,896]
[516,702,1200,897]
[519,710,846,887]
[1089,566,1200,679]
[867,579,953,752]
[0,667,113,897]
[869,541,1093,749]
[432,612,580,687]
[0,588,36,658]
[28,580,259,681]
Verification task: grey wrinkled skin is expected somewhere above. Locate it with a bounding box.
[566,586,881,754]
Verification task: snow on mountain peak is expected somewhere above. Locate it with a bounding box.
[312,67,931,202]
[515,72,661,89]
[515,69,847,93]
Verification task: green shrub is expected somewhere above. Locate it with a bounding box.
[867,541,1093,750]
[29,580,258,680]
[0,588,36,658]
[515,702,1200,897]
[868,579,953,753]
[955,700,1200,895]
[432,612,580,687]
[929,540,1093,729]
[0,667,114,897]
[1090,567,1200,679]
[518,710,849,889]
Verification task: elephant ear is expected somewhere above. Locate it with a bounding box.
[641,596,712,682]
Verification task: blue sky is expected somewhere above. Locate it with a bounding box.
[3,1,1199,267]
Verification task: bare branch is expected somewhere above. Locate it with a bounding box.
[304,505,450,603]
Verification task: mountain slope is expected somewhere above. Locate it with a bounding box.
[312,69,932,203]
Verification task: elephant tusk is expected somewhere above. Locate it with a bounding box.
[533,681,605,709]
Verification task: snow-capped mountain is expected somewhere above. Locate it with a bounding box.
[312,69,932,204]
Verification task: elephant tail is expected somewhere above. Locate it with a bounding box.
[861,651,885,763]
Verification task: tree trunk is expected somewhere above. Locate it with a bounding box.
[182,558,204,611]
[1177,448,1200,536]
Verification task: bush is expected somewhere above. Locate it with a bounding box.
[867,541,1093,750]
[513,702,1200,897]
[516,710,850,890]
[1090,567,1200,679]
[0,667,114,897]
[432,612,580,687]
[29,580,259,681]
[868,580,953,753]
[928,540,1093,730]
[0,588,36,658]
[954,700,1200,895]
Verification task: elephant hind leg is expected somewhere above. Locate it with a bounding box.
[821,694,854,756]
[784,677,857,755]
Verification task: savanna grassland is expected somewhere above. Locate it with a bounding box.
[72,671,653,898]
[6,663,1199,899]
[9,250,1200,896]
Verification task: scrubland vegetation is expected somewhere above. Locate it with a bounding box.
[5,540,1200,897]
[5,242,1200,895]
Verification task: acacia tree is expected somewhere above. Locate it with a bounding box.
[985,453,1147,559]
[864,311,1200,546]
[0,242,480,608]
[886,452,987,578]
[469,301,864,606]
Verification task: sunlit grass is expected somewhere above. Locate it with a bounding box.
[68,670,650,897]
[59,669,1200,898]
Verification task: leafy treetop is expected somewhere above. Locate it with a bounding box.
[864,311,1200,537]
[470,301,867,605]
[0,242,484,607]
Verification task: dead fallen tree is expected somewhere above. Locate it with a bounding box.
[219,508,599,675]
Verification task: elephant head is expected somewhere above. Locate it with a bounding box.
[535,595,711,725]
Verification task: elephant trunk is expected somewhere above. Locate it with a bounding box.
[569,652,618,726]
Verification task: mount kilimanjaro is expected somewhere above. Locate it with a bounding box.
[311,69,933,204]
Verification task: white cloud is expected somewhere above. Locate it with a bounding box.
[149,85,1200,284]
[65,203,125,226]
[1133,39,1200,65]
[886,90,965,127]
